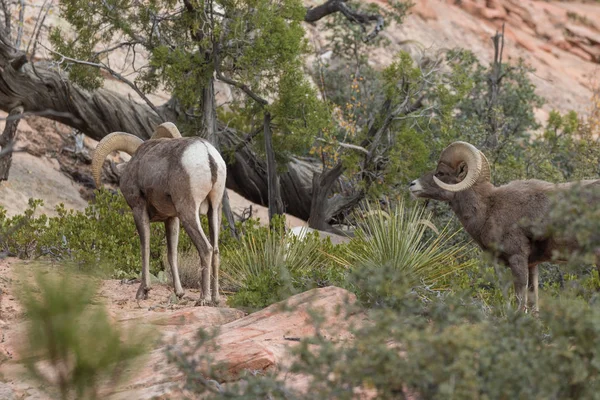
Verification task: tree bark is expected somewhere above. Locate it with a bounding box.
[263,111,284,221]
[0,0,389,230]
[202,74,238,237]
[307,162,363,233]
[0,105,23,180]
[0,48,319,220]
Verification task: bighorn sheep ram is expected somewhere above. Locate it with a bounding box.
[92,122,226,306]
[409,141,600,313]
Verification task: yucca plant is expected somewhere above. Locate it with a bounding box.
[341,199,476,307]
[222,228,326,309]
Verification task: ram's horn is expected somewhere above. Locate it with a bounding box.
[151,122,182,139]
[479,150,491,182]
[91,132,143,188]
[433,141,483,192]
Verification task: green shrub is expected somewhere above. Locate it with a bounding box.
[16,264,149,399]
[0,190,244,279]
[0,192,167,277]
[167,286,600,400]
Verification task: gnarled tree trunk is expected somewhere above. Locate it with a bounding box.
[0,0,392,230]
[0,105,23,180]
[0,44,321,221]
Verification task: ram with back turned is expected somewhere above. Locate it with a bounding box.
[409,141,600,313]
[92,122,226,306]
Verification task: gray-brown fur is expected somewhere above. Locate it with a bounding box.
[94,131,226,306]
[410,143,600,313]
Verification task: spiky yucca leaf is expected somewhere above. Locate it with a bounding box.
[221,229,325,308]
[344,200,475,291]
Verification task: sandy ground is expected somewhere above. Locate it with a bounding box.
[0,257,248,399]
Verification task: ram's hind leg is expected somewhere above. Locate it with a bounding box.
[179,208,213,306]
[508,255,529,313]
[132,205,151,300]
[208,201,222,305]
[528,264,539,315]
[165,217,184,298]
[595,248,600,290]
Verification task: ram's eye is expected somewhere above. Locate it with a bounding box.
[436,172,445,177]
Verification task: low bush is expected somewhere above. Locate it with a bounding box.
[0,190,238,279]
[0,192,167,278]
[166,281,600,399]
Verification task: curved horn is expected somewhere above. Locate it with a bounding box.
[479,150,491,182]
[433,141,483,192]
[91,132,143,188]
[151,122,182,139]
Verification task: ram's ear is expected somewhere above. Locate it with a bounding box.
[457,161,468,181]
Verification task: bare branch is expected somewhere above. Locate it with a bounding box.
[233,125,262,152]
[27,0,51,57]
[215,67,268,106]
[39,43,163,120]
[338,141,369,154]
[304,0,384,42]
[0,109,82,123]
[0,142,24,158]
[93,40,139,58]
[15,0,24,49]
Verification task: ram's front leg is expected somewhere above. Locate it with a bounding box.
[508,254,529,313]
[133,205,152,300]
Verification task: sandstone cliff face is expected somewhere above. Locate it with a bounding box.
[305,0,600,122]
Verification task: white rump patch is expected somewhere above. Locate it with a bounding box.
[181,142,214,214]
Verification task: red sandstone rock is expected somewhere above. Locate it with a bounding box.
[413,0,438,20]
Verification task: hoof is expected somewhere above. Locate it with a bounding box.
[195,298,217,307]
[136,285,150,300]
[195,298,209,307]
[175,290,185,299]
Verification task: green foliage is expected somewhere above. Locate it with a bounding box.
[535,183,600,266]
[341,200,475,308]
[222,217,346,310]
[16,265,149,399]
[311,50,435,200]
[525,110,600,182]
[0,190,167,278]
[166,269,600,400]
[54,0,329,163]
[269,65,334,162]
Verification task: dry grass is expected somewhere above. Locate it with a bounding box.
[163,250,202,289]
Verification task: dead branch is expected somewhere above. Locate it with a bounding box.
[0,105,23,180]
[305,0,384,42]
[39,43,163,120]
[15,0,24,49]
